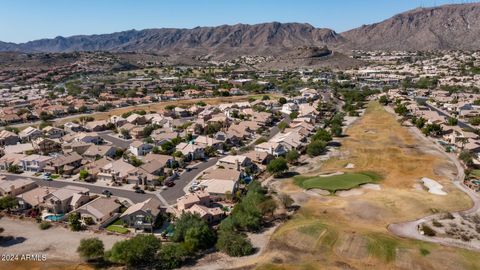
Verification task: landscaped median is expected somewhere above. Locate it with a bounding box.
[293,171,382,194]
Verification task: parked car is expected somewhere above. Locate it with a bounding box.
[41,174,52,181]
[135,189,146,194]
[165,181,175,187]
[102,189,113,196]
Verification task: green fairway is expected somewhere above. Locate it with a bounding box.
[293,171,382,193]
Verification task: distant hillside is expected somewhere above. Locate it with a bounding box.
[2,3,480,56]
[341,3,480,51]
[0,23,344,59]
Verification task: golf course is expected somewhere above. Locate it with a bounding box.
[256,102,476,270]
[294,171,382,193]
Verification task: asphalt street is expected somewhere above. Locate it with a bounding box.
[0,157,219,206]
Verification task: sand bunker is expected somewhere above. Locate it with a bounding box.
[319,171,345,177]
[345,163,355,169]
[337,189,364,197]
[362,183,381,190]
[421,177,447,195]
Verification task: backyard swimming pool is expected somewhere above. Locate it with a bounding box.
[44,214,65,222]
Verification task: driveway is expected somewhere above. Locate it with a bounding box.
[159,157,219,205]
[98,130,132,149]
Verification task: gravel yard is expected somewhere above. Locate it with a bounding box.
[0,217,126,261]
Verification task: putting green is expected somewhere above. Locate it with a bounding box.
[294,171,381,193]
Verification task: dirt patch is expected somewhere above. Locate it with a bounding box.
[335,233,369,260]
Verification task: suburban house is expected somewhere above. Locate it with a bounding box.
[19,126,43,142]
[4,143,34,155]
[200,168,242,197]
[243,150,274,166]
[0,178,37,197]
[176,142,205,160]
[120,197,162,231]
[129,141,153,156]
[194,135,223,149]
[0,153,26,171]
[20,154,53,172]
[84,120,107,132]
[16,186,58,210]
[42,126,66,139]
[0,130,20,146]
[64,122,83,133]
[255,141,287,156]
[281,103,299,115]
[126,113,147,125]
[44,152,83,175]
[270,131,305,151]
[216,155,254,171]
[43,185,90,214]
[82,145,117,161]
[176,190,211,211]
[32,137,62,155]
[97,159,136,183]
[75,197,121,227]
[62,141,93,155]
[185,204,225,223]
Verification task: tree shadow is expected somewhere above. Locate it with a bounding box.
[277,171,299,178]
[0,236,27,247]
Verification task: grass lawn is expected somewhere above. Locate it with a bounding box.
[51,174,60,179]
[293,171,382,193]
[106,219,128,234]
[469,169,480,179]
[106,224,129,234]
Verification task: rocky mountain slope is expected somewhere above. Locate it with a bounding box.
[0,23,343,58]
[341,3,480,51]
[1,3,480,56]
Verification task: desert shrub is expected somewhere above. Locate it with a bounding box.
[421,224,436,237]
[432,220,443,227]
[39,221,52,230]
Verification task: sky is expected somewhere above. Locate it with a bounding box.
[0,0,475,43]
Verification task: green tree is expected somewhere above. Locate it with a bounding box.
[447,117,458,126]
[267,157,289,177]
[7,164,22,174]
[278,121,288,131]
[379,95,389,105]
[459,150,474,167]
[312,128,332,142]
[161,141,175,152]
[330,124,342,137]
[394,103,408,116]
[106,234,161,267]
[285,149,299,164]
[68,212,82,231]
[0,196,17,210]
[205,146,218,157]
[278,97,287,105]
[307,140,327,157]
[172,213,216,251]
[158,243,189,269]
[77,238,104,261]
[216,230,254,257]
[79,169,89,180]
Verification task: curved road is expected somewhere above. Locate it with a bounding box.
[387,118,480,252]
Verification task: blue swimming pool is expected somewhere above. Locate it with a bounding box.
[44,214,64,221]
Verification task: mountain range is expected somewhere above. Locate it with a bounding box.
[1,3,480,56]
